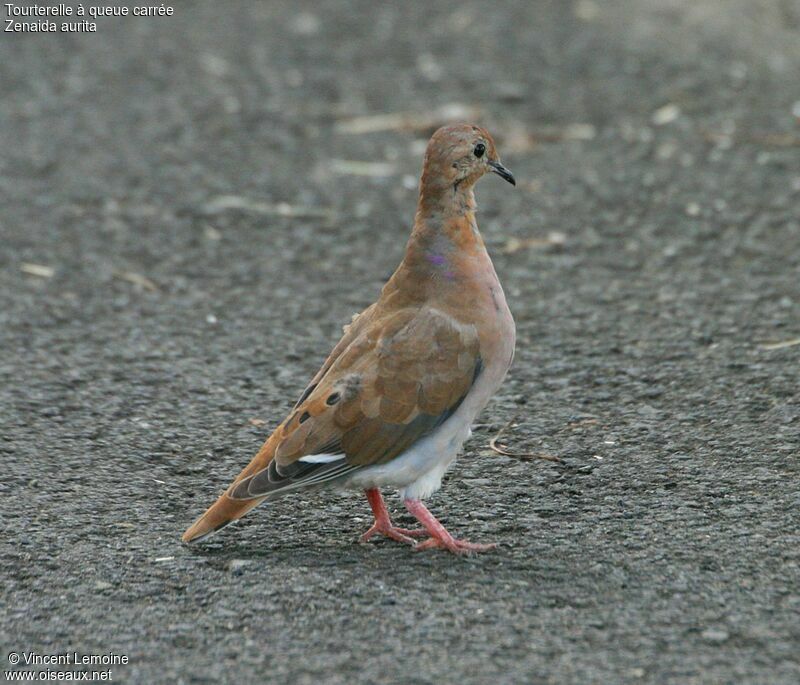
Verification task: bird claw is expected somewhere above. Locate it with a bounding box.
[412,537,497,555]
[360,523,426,545]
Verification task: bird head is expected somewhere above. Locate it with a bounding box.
[421,124,516,193]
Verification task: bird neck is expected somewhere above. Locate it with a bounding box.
[380,183,494,307]
[417,168,477,218]
[408,204,485,259]
[408,179,485,258]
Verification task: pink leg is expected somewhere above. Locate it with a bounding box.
[360,489,426,545]
[404,499,497,555]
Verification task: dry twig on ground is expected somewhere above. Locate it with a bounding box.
[489,414,563,463]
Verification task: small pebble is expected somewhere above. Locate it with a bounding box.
[701,628,729,643]
[226,559,253,575]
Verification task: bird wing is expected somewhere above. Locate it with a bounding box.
[229,305,482,500]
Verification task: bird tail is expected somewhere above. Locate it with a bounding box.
[181,433,278,543]
[181,494,265,543]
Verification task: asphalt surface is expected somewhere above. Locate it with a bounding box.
[1,1,799,683]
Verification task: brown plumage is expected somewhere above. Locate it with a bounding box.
[183,124,516,554]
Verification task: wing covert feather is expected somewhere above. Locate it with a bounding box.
[235,307,482,498]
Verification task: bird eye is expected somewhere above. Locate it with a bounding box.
[474,143,486,158]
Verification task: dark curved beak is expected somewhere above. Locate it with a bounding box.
[488,160,516,186]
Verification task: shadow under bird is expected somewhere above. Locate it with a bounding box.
[183,124,517,554]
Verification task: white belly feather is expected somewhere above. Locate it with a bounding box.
[342,339,511,500]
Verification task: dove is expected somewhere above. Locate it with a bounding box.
[182,124,516,554]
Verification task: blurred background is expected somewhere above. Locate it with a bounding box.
[1,1,799,683]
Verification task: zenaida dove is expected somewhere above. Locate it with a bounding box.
[182,124,516,554]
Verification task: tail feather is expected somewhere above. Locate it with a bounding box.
[182,433,278,543]
[181,494,265,543]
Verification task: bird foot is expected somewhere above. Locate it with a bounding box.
[360,521,426,545]
[403,498,497,555]
[413,536,497,555]
[361,488,427,546]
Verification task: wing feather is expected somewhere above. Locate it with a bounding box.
[229,306,482,500]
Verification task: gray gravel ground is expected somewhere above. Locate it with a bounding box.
[1,1,799,683]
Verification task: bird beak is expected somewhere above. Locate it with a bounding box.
[488,160,516,186]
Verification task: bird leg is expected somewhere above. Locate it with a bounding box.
[360,488,426,545]
[404,499,497,555]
